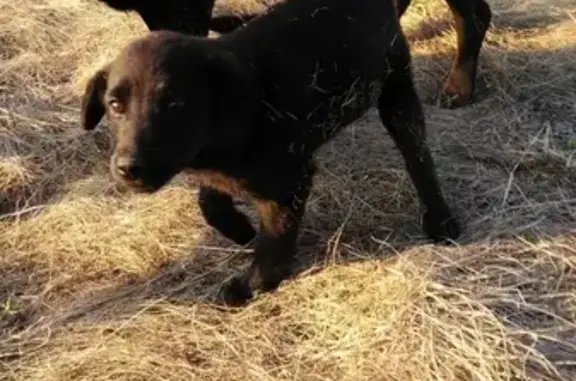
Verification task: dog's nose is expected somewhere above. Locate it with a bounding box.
[116,157,142,181]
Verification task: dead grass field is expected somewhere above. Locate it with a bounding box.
[1,0,575,380]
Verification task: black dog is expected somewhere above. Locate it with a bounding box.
[97,0,492,108]
[82,0,462,305]
[97,0,255,35]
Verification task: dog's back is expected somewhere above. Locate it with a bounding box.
[226,0,400,80]
[219,0,404,154]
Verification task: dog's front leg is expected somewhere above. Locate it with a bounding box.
[217,161,314,306]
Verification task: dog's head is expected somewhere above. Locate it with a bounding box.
[81,31,257,192]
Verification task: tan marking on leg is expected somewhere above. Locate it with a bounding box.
[188,169,249,199]
[256,200,291,237]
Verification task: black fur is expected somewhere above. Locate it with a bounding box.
[98,0,255,36]
[96,0,492,108]
[82,0,461,305]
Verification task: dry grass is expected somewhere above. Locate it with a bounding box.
[1,0,576,380]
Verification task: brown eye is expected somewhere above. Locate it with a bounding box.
[109,100,125,114]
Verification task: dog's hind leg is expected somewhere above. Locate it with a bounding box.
[441,0,492,108]
[378,43,461,242]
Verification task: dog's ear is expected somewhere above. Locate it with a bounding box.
[206,50,259,135]
[81,66,109,130]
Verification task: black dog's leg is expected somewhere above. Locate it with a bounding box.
[108,0,257,35]
[379,49,461,242]
[395,0,412,17]
[209,13,260,34]
[198,186,257,246]
[218,162,314,306]
[130,0,216,35]
[441,0,492,108]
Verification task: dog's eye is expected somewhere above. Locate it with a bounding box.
[108,100,125,114]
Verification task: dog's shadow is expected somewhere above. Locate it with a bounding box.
[53,207,433,325]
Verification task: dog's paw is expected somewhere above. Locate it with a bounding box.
[422,210,462,244]
[438,70,474,109]
[216,275,254,307]
[438,87,472,109]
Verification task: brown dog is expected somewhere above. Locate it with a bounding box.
[97,0,492,108]
[82,0,461,305]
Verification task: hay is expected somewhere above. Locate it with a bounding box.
[1,0,575,380]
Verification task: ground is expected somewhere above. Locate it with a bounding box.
[1,0,575,380]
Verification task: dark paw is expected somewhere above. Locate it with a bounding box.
[216,275,254,307]
[422,210,462,244]
[438,71,474,109]
[241,233,259,249]
[231,227,258,247]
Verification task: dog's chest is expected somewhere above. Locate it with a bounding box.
[188,169,250,199]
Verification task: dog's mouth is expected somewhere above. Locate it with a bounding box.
[110,171,159,193]
[118,178,162,193]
